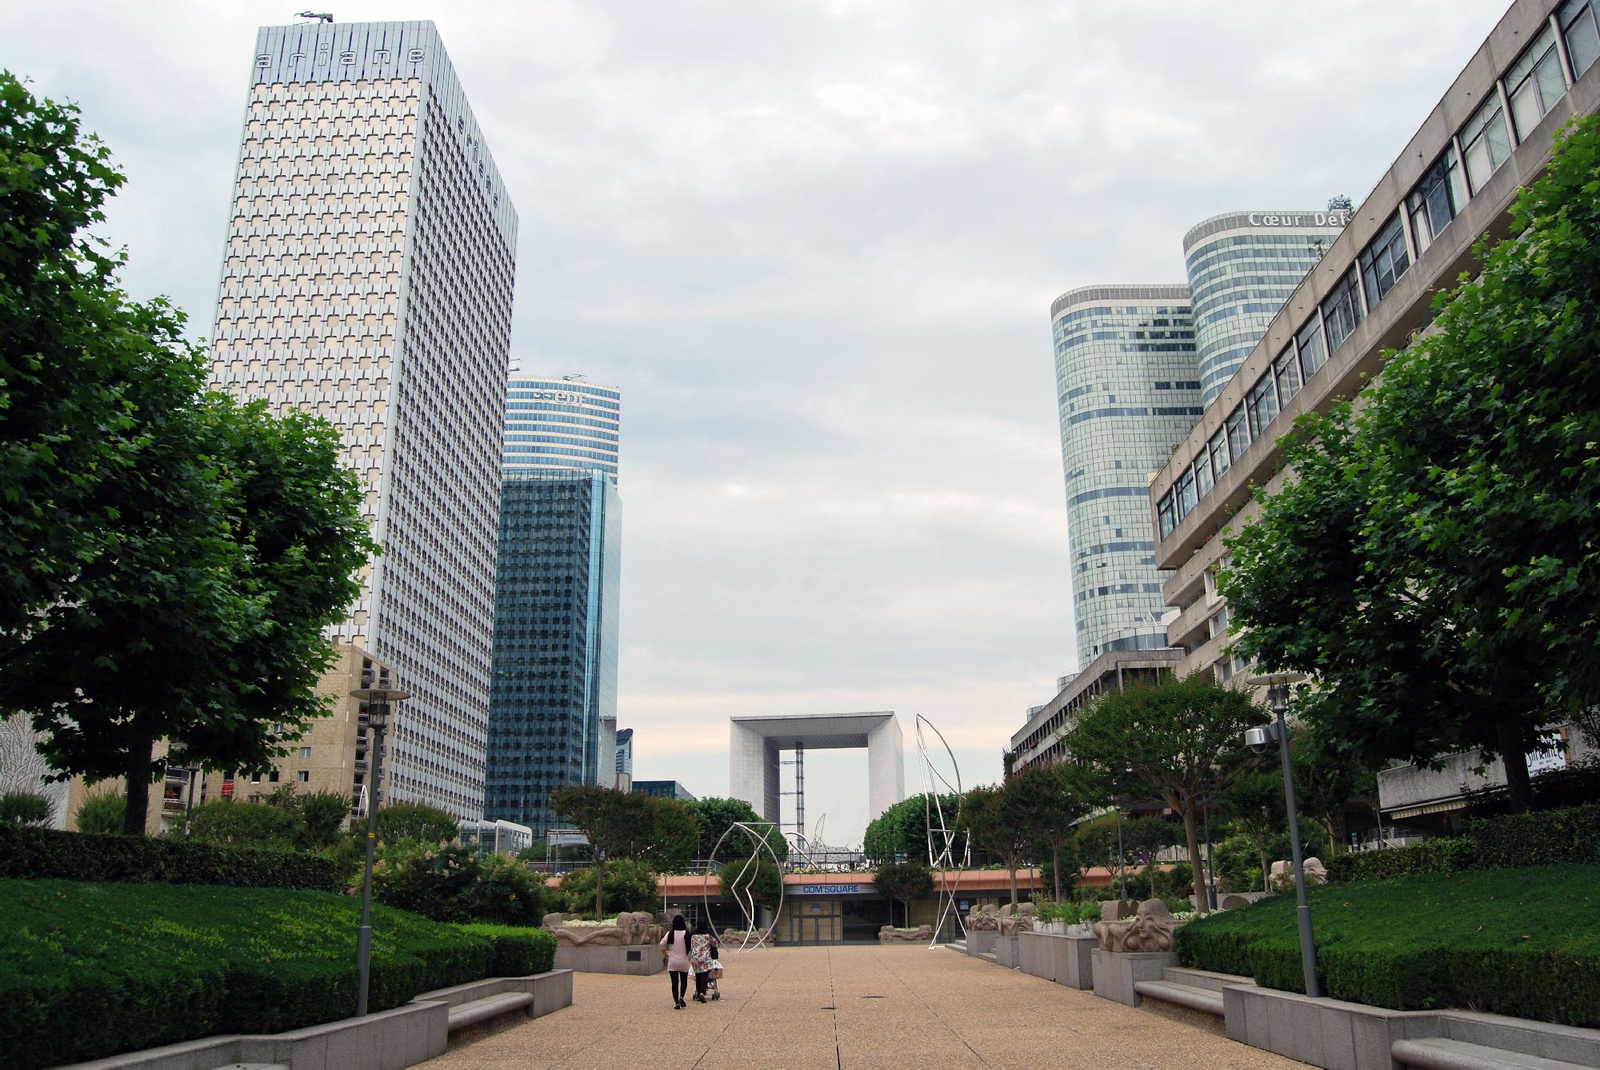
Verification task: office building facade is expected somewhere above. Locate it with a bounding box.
[1184,210,1349,404]
[485,378,622,835]
[1049,286,1201,667]
[208,20,516,818]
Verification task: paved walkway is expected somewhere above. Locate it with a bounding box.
[423,944,1309,1069]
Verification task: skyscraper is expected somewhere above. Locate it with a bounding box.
[209,20,516,818]
[1183,209,1349,404]
[485,376,622,835]
[1048,286,1201,667]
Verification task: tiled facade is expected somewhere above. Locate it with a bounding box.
[208,21,516,819]
[1048,286,1201,668]
[1151,0,1600,686]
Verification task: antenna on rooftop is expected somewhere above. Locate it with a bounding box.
[297,11,333,22]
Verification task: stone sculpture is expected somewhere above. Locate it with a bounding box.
[966,904,1000,932]
[997,902,1037,936]
[541,910,661,947]
[1268,857,1329,892]
[1093,898,1180,953]
[878,924,935,942]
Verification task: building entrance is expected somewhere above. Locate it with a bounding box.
[841,898,891,942]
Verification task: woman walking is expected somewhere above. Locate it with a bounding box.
[660,914,691,1009]
[688,915,719,1003]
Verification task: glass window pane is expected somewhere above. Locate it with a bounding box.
[1360,212,1410,309]
[1226,406,1250,462]
[1461,97,1511,193]
[1158,492,1175,539]
[1560,0,1600,79]
[1246,373,1280,439]
[1209,429,1230,481]
[1321,268,1364,352]
[1296,315,1328,377]
[1274,345,1303,405]
[1176,468,1196,518]
[1194,455,1213,499]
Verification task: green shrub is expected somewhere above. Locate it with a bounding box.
[190,798,300,848]
[0,790,55,826]
[0,879,499,1069]
[1467,802,1600,869]
[376,801,459,845]
[559,859,660,915]
[0,822,341,891]
[370,842,546,924]
[458,923,558,976]
[1328,837,1475,882]
[75,791,126,835]
[1176,864,1600,1025]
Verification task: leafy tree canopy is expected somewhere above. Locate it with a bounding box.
[683,796,787,862]
[863,792,961,865]
[376,802,459,846]
[873,860,934,925]
[1223,117,1600,811]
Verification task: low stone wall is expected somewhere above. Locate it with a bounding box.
[553,943,664,975]
[1090,949,1177,1007]
[1017,932,1095,989]
[993,934,1021,968]
[1016,931,1052,981]
[966,930,998,957]
[61,971,574,1070]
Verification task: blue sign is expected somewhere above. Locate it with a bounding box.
[793,884,875,896]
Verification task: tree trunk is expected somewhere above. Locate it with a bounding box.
[1008,853,1018,906]
[1496,720,1534,813]
[1180,805,1208,914]
[123,736,155,836]
[1258,844,1270,891]
[1053,842,1062,902]
[595,856,606,919]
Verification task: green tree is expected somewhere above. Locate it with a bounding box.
[862,792,961,865]
[683,796,788,862]
[629,795,700,872]
[1223,118,1600,812]
[551,784,647,917]
[1216,769,1286,892]
[1061,674,1266,913]
[718,857,782,908]
[0,790,53,826]
[0,76,377,835]
[558,859,658,916]
[1003,763,1090,902]
[958,784,1029,905]
[872,860,934,926]
[376,801,459,846]
[292,790,352,850]
[74,791,125,835]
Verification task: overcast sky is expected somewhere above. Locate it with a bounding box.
[7,0,1512,845]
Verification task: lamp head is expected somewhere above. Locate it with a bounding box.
[1244,725,1274,753]
[350,686,410,728]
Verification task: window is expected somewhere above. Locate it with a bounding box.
[1407,145,1466,255]
[1359,211,1411,309]
[1246,372,1280,439]
[1193,453,1213,499]
[1226,405,1250,463]
[1175,468,1197,519]
[1273,345,1303,408]
[1208,428,1230,482]
[299,746,312,759]
[1560,0,1600,80]
[1296,316,1328,378]
[296,770,310,784]
[1460,94,1511,193]
[1506,25,1568,141]
[1321,267,1364,352]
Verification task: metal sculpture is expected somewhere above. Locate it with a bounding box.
[915,714,971,946]
[702,819,786,951]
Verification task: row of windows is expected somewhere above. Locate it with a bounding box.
[1158,2,1594,541]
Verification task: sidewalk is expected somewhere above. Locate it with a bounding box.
[423,943,1309,1069]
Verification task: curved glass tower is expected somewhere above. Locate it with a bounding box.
[1183,209,1348,404]
[486,376,622,835]
[1050,286,1200,668]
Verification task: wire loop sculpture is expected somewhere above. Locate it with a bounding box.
[701,820,786,951]
[915,714,971,947]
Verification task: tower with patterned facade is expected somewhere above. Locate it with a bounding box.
[208,20,516,819]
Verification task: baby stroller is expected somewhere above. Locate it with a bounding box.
[706,945,723,1001]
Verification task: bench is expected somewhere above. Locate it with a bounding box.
[1132,979,1225,1016]
[446,992,536,1032]
[1392,1037,1598,1070]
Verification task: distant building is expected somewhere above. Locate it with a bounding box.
[634,780,697,802]
[484,376,623,836]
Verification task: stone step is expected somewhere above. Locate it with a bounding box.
[1160,966,1255,993]
[1131,979,1225,1017]
[1392,1037,1597,1070]
[446,992,535,1032]
[979,952,998,963]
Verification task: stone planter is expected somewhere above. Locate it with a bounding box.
[967,930,998,956]
[994,934,1020,968]
[1017,932,1053,980]
[1090,948,1178,1006]
[553,943,664,975]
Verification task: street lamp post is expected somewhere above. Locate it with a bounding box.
[349,685,409,1017]
[1245,673,1319,998]
[1113,797,1127,902]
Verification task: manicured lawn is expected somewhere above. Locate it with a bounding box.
[0,878,554,1069]
[1177,863,1600,1025]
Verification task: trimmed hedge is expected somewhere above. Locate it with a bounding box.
[1329,802,1600,882]
[1176,864,1600,1025]
[458,923,558,976]
[0,823,342,891]
[0,879,554,1069]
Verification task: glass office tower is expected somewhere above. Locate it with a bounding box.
[1049,286,1200,668]
[1183,209,1348,405]
[485,377,622,835]
[209,21,516,818]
